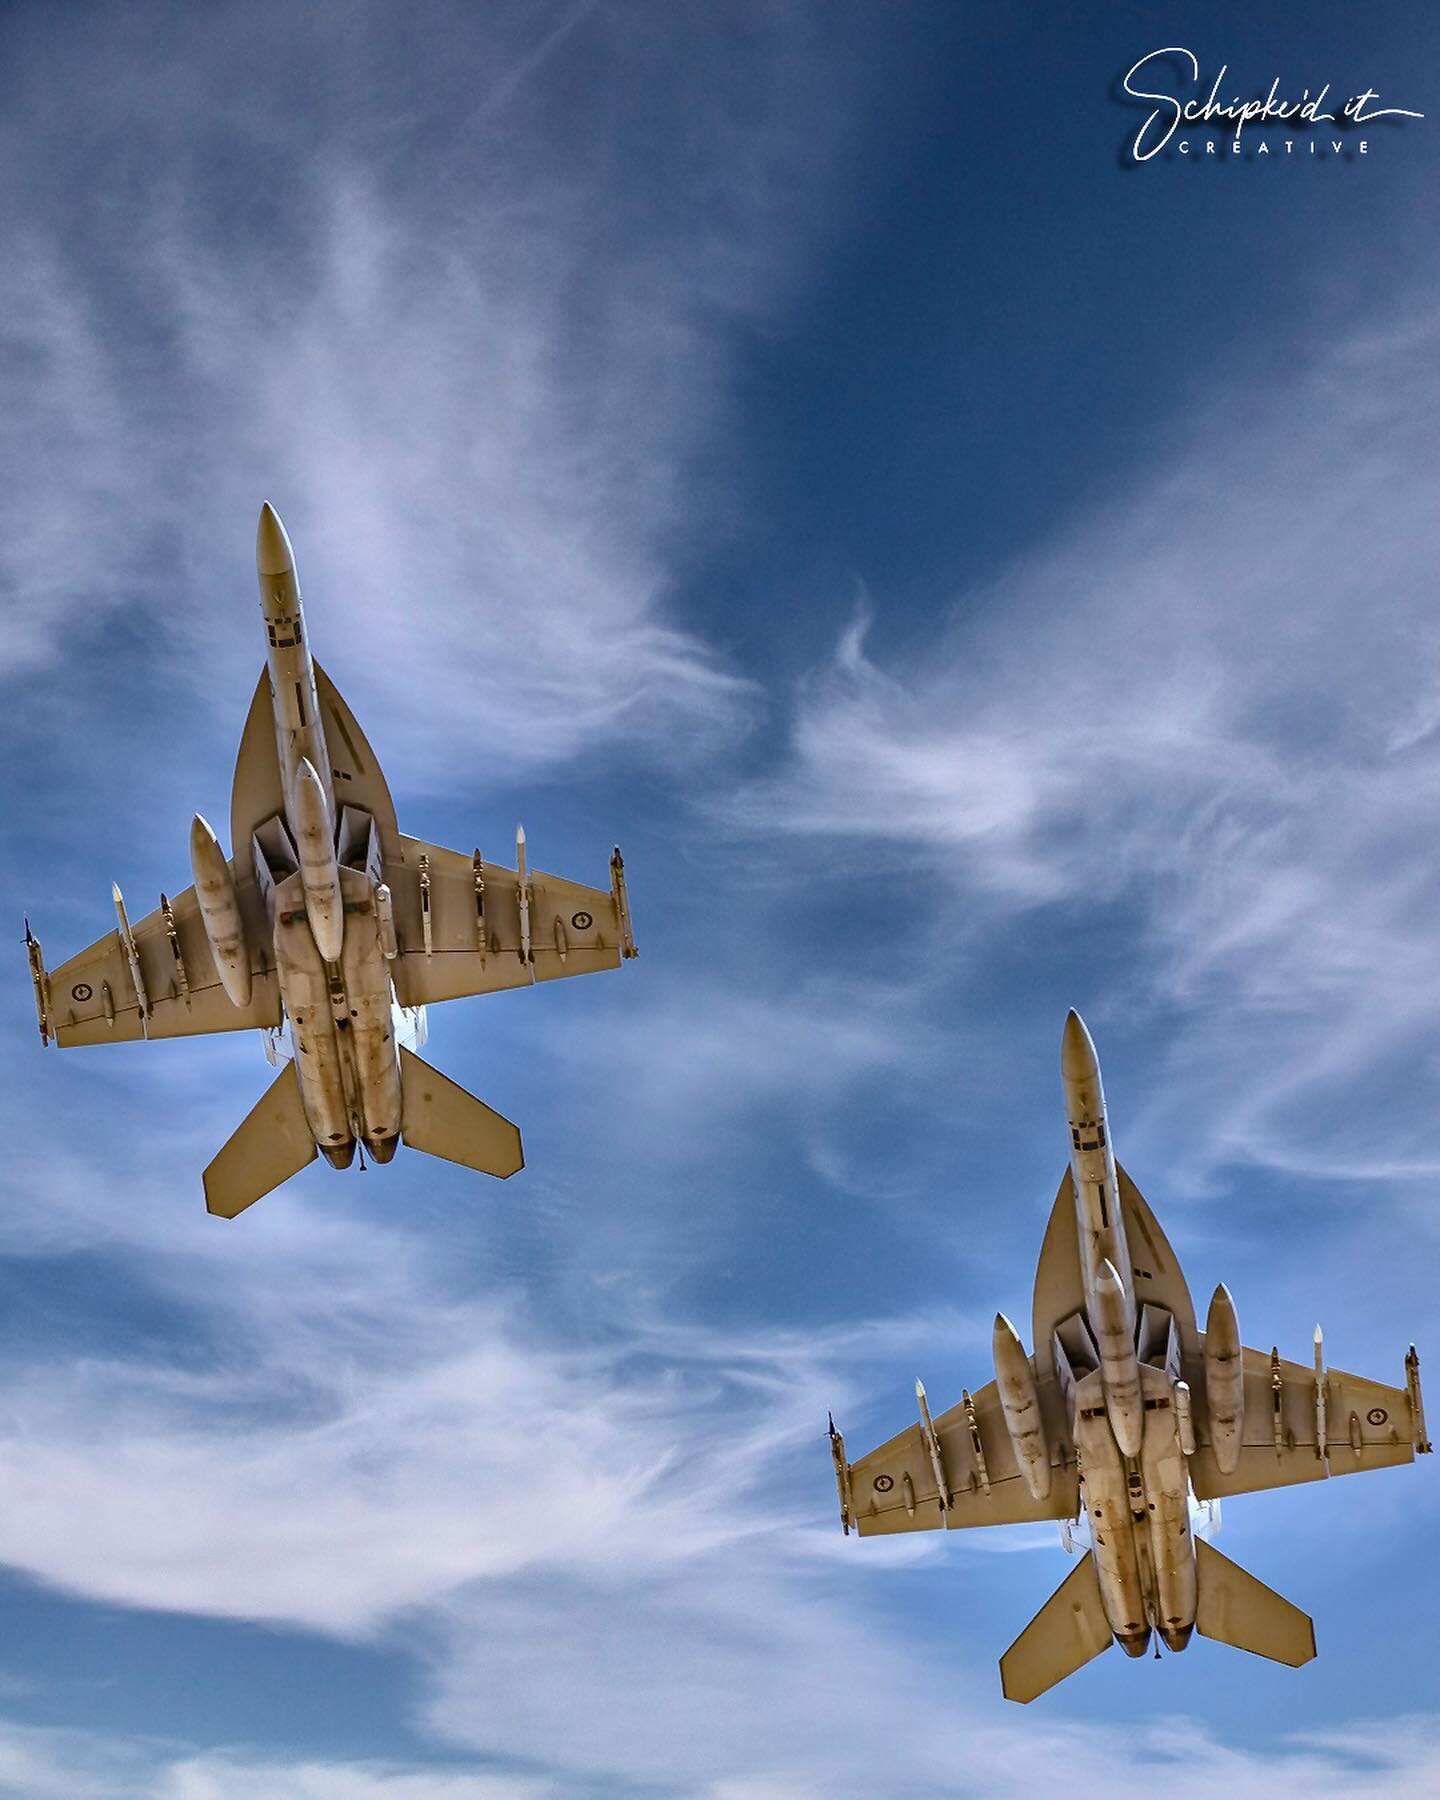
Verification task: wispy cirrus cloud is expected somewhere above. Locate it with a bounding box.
[0,0,863,780]
[0,1153,986,1794]
[0,1715,553,1799]
[1,1139,1432,1795]
[5,4,1438,1791]
[0,1146,945,1638]
[11,1709,1439,1800]
[725,301,1440,1200]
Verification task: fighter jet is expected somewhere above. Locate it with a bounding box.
[827,1010,1431,1702]
[24,504,637,1217]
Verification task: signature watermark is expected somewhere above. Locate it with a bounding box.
[1120,47,1423,163]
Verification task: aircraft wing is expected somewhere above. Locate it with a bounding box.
[844,1377,1078,1536]
[44,882,280,1046]
[385,833,634,1009]
[1188,1343,1419,1500]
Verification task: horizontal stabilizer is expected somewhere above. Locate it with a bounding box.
[399,1045,524,1178]
[1195,1537,1315,1667]
[204,1059,317,1218]
[999,1551,1113,1703]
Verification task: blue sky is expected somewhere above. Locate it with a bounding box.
[3,1,1439,1793]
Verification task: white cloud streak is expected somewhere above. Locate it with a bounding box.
[4,8,1438,1793]
[726,302,1440,1199]
[0,1715,552,1799]
[0,1,862,780]
[0,1154,938,1638]
[4,1684,1440,1800]
[0,1145,1432,1794]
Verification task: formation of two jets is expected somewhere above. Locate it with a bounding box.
[26,508,1431,1699]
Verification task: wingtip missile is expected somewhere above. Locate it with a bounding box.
[24,916,51,1045]
[828,1413,854,1534]
[514,824,533,974]
[610,844,637,957]
[1406,1345,1432,1454]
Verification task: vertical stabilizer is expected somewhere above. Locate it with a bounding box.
[1194,1537,1316,1666]
[999,1551,1113,1702]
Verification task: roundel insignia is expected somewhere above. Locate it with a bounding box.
[571,911,593,930]
[72,982,93,1002]
[873,1474,894,1492]
[1367,1407,1388,1426]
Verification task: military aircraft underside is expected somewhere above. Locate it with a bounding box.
[25,505,636,1217]
[827,1011,1431,1702]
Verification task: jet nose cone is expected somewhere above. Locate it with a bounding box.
[1061,1008,1099,1082]
[256,502,295,576]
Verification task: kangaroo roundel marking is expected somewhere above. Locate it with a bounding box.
[873,1473,894,1492]
[72,982,93,1002]
[1367,1406,1388,1426]
[571,911,593,930]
